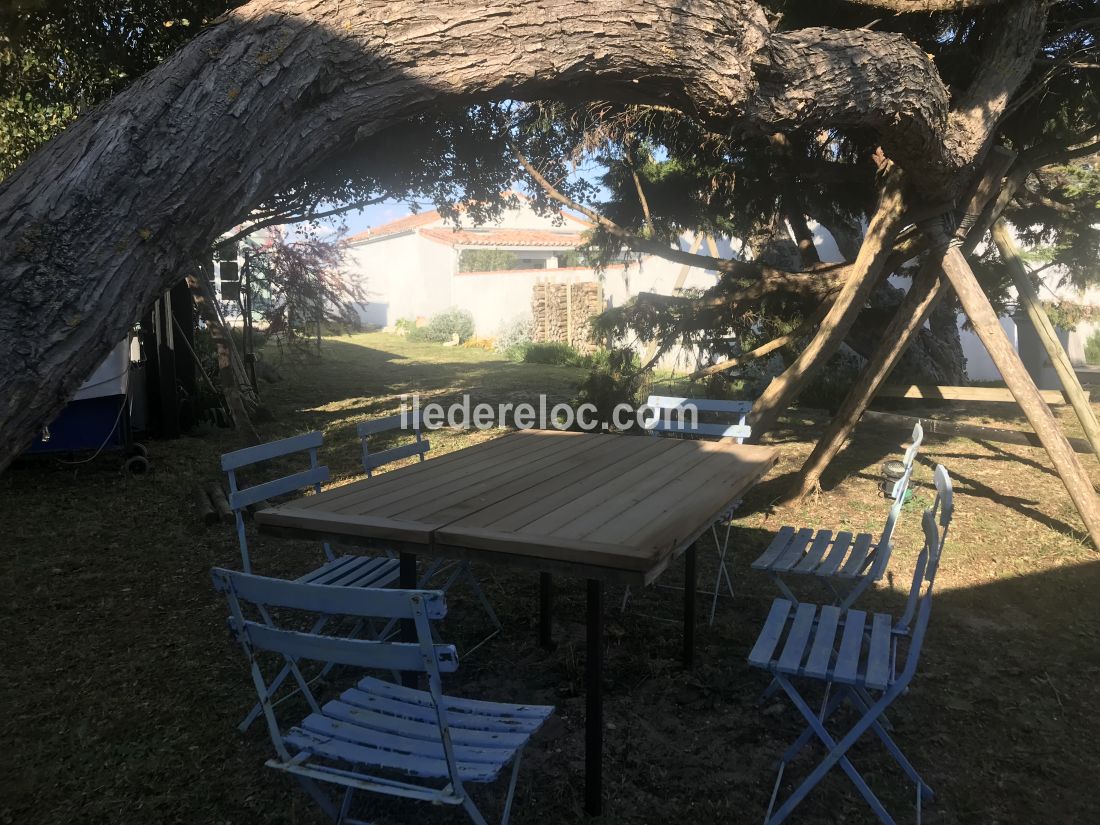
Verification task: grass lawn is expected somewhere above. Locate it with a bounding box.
[4,331,1100,824]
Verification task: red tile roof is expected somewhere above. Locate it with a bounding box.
[346,192,593,246]
[420,227,586,248]
[346,210,441,244]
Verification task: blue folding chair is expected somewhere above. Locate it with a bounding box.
[752,422,924,610]
[748,464,953,825]
[212,568,554,825]
[621,394,754,623]
[358,415,502,652]
[221,432,399,729]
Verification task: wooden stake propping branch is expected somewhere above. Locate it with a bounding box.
[790,147,1016,500]
[747,163,909,440]
[991,219,1100,467]
[933,226,1100,549]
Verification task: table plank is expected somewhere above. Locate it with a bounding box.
[437,435,777,581]
[256,430,778,583]
[330,430,569,516]
[467,437,682,532]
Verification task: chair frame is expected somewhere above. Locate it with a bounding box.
[220,432,399,731]
[750,464,953,825]
[623,394,753,623]
[356,415,502,652]
[212,568,551,825]
[357,413,430,478]
[222,431,332,575]
[753,422,924,611]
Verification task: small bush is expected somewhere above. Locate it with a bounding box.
[393,317,417,336]
[1085,327,1100,366]
[494,315,534,361]
[523,341,579,365]
[407,307,476,344]
[575,347,643,430]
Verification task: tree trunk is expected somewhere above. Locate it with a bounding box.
[791,147,1017,499]
[0,0,1046,470]
[186,274,260,444]
[747,165,908,440]
[992,219,1100,466]
[932,227,1100,548]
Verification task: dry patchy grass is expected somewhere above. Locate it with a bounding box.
[3,333,1100,825]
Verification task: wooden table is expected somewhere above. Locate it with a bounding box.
[256,429,777,815]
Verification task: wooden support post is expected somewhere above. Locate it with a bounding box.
[187,270,259,444]
[155,292,181,439]
[748,165,908,440]
[936,236,1100,549]
[992,220,1100,466]
[790,148,1017,499]
[791,260,945,499]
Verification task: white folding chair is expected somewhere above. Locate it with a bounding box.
[212,568,554,825]
[358,414,502,653]
[748,464,953,824]
[751,422,924,610]
[621,394,753,624]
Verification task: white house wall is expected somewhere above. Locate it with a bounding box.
[417,239,457,320]
[349,232,420,327]
[452,270,550,336]
[350,234,456,327]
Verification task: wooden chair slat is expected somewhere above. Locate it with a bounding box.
[865,612,894,691]
[221,431,324,471]
[833,609,867,684]
[804,605,842,679]
[751,526,801,570]
[777,602,817,675]
[212,568,442,619]
[748,598,794,668]
[838,532,876,578]
[793,530,837,574]
[228,466,331,511]
[773,529,820,572]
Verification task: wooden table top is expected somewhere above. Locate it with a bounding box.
[256,430,778,584]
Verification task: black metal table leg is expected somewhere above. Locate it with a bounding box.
[585,578,604,816]
[539,572,554,650]
[683,543,697,670]
[399,552,418,688]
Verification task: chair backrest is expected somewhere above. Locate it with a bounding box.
[644,394,753,443]
[357,412,430,477]
[897,465,954,677]
[211,567,461,772]
[220,431,331,574]
[874,421,925,564]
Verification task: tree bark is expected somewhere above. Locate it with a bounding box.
[747,165,909,440]
[790,146,1017,499]
[0,0,1046,470]
[845,0,1010,10]
[930,224,1100,548]
[992,219,1100,466]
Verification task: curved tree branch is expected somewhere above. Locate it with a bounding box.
[0,0,1043,467]
[219,194,388,247]
[514,144,837,285]
[844,0,1009,11]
